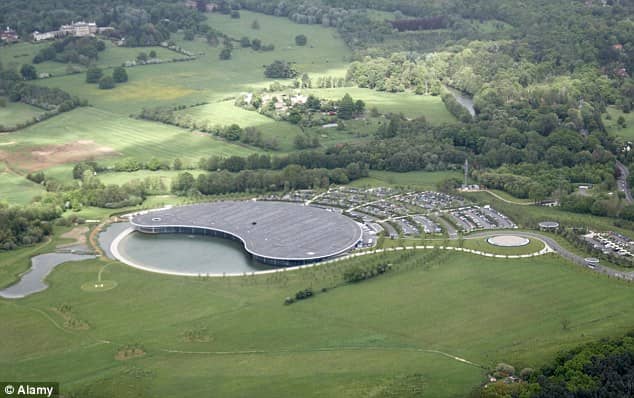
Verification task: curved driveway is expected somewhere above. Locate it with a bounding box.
[467,231,634,281]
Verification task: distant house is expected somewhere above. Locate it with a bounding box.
[33,21,112,42]
[60,21,98,37]
[616,67,629,78]
[1,27,19,43]
[184,0,197,9]
[290,94,308,106]
[32,30,61,41]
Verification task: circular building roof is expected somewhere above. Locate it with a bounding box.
[130,201,362,261]
[538,221,560,229]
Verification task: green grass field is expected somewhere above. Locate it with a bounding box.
[0,107,255,172]
[1,250,632,397]
[306,87,457,124]
[350,170,462,189]
[175,100,304,151]
[604,106,634,139]
[206,10,351,78]
[26,11,352,115]
[0,41,175,77]
[0,163,45,205]
[0,100,46,128]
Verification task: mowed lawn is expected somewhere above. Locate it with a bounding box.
[0,107,256,172]
[0,100,46,128]
[0,252,632,397]
[306,87,457,124]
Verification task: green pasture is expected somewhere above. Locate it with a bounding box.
[177,100,378,151]
[96,169,205,188]
[176,100,303,151]
[27,12,351,114]
[0,100,46,128]
[206,10,351,78]
[0,163,45,205]
[0,41,174,77]
[0,107,255,170]
[350,170,462,189]
[604,106,634,140]
[305,87,457,123]
[1,250,633,397]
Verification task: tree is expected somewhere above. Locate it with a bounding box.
[98,76,115,89]
[306,95,320,110]
[251,39,261,51]
[183,30,195,41]
[264,60,297,78]
[172,172,195,195]
[219,48,232,60]
[354,99,365,114]
[112,67,128,83]
[86,67,103,83]
[251,19,260,29]
[618,115,627,128]
[240,36,251,47]
[149,50,157,58]
[136,52,148,63]
[337,93,355,120]
[295,34,307,46]
[20,64,37,80]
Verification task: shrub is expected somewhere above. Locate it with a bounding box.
[295,34,307,46]
[98,76,115,89]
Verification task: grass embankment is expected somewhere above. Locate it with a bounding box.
[0,251,632,397]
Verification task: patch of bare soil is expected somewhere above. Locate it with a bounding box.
[57,225,89,248]
[0,140,119,172]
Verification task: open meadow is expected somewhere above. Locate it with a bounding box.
[350,170,462,189]
[0,99,45,128]
[0,107,256,174]
[1,251,633,397]
[604,106,634,140]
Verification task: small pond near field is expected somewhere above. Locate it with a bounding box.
[0,253,95,299]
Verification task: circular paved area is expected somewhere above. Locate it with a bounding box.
[487,235,530,247]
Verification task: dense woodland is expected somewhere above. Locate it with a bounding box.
[474,332,634,398]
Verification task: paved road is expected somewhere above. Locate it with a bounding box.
[467,231,634,281]
[616,161,633,203]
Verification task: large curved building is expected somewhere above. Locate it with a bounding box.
[130,201,363,266]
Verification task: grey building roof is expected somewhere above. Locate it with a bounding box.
[131,201,363,261]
